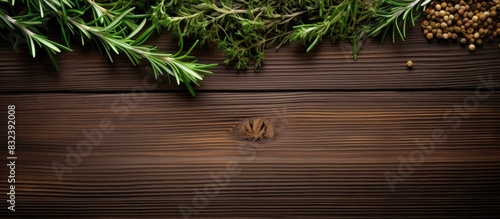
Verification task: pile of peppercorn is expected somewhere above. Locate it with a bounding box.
[422,0,500,51]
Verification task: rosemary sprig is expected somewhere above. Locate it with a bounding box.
[59,8,215,95]
[1,0,216,95]
[368,0,431,42]
[0,10,71,69]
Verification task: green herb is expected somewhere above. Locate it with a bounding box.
[1,0,432,94]
[152,0,431,68]
[368,0,431,43]
[290,0,372,60]
[0,0,216,95]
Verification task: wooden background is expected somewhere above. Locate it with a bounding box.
[1,26,500,218]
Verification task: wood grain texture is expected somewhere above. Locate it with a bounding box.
[1,26,500,92]
[1,92,499,218]
[1,21,500,218]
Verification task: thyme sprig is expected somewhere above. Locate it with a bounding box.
[291,0,372,59]
[153,0,308,69]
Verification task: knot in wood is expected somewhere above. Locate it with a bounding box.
[237,117,275,142]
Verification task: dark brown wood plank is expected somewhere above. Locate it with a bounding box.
[1,92,499,218]
[1,27,500,92]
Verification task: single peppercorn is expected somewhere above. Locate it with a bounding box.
[407,61,413,68]
[479,13,486,21]
[426,32,434,40]
[468,44,476,51]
